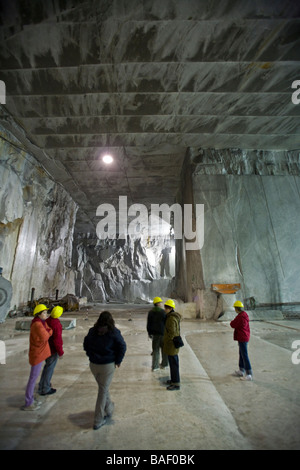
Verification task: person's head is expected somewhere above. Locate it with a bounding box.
[233,300,244,313]
[153,296,162,307]
[164,299,175,313]
[33,304,50,320]
[94,311,115,333]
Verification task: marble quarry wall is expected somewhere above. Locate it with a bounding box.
[0,127,78,320]
[73,232,175,303]
[187,149,300,318]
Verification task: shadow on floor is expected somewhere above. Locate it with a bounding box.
[68,410,94,429]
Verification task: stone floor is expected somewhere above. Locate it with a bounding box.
[0,304,300,452]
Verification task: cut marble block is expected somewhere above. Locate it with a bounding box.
[15,318,76,330]
[0,276,12,323]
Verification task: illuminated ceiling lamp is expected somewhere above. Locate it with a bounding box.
[102,154,113,164]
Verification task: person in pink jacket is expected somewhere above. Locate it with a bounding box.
[230,301,253,381]
[38,305,64,396]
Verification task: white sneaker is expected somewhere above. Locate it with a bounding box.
[21,402,41,411]
[233,370,244,377]
[240,374,253,381]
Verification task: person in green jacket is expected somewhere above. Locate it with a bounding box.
[163,299,181,390]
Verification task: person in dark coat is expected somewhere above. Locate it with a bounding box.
[83,311,127,430]
[147,296,168,371]
[230,301,253,381]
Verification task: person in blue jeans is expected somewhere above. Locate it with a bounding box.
[38,305,64,395]
[147,296,168,371]
[230,301,253,381]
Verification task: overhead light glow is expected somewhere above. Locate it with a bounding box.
[103,154,113,164]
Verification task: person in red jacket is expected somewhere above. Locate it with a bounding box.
[230,301,253,381]
[38,305,64,396]
[21,304,53,410]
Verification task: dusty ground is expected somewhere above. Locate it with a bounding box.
[0,304,299,451]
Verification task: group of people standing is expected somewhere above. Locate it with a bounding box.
[21,296,252,431]
[21,304,126,431]
[147,297,182,391]
[22,303,64,411]
[82,296,183,430]
[146,297,253,384]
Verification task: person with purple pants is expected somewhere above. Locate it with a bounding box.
[21,304,53,411]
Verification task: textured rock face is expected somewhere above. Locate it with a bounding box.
[73,233,175,303]
[191,148,300,176]
[0,126,78,317]
[191,149,300,310]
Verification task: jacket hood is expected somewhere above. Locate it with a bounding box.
[167,310,181,321]
[96,325,109,336]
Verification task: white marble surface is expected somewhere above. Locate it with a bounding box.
[193,173,300,306]
[0,127,78,315]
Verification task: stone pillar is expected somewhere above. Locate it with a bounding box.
[175,152,205,318]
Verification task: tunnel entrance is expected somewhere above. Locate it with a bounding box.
[73,213,176,304]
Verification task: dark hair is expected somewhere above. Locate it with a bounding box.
[235,307,243,313]
[94,311,115,333]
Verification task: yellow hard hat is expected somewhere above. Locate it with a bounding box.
[51,306,63,318]
[153,297,162,304]
[233,301,244,308]
[164,299,175,309]
[33,304,49,316]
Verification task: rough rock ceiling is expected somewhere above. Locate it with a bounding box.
[0,0,300,232]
